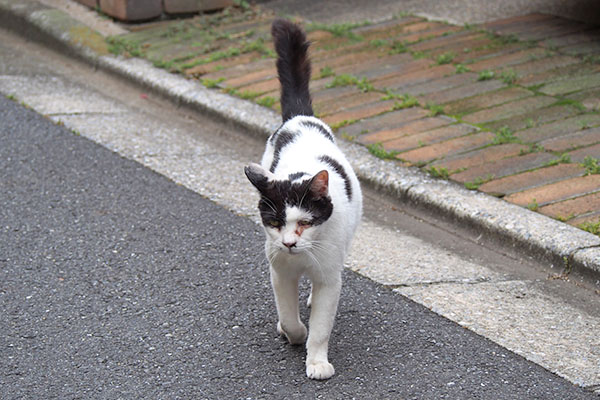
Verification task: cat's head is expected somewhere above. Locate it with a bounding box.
[244,163,332,254]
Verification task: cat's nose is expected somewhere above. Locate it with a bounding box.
[283,241,296,249]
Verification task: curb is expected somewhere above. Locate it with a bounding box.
[2,0,599,278]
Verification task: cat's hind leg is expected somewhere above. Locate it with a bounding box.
[305,273,341,380]
[270,266,307,345]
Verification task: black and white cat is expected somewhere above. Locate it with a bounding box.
[244,19,362,380]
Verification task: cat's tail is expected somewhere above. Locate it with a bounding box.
[271,18,313,122]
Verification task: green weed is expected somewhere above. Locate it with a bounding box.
[367,143,399,160]
[319,66,335,79]
[436,52,455,65]
[581,156,600,175]
[256,96,276,108]
[492,126,520,145]
[527,199,539,211]
[544,153,571,167]
[578,220,600,236]
[478,70,495,81]
[500,69,517,84]
[455,64,471,74]
[427,166,450,179]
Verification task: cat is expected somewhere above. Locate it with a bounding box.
[244,18,362,380]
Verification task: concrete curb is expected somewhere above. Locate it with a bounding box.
[2,0,599,277]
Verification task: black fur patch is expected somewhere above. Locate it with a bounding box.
[271,19,313,122]
[269,129,297,172]
[257,178,333,228]
[288,172,308,181]
[318,155,352,201]
[300,120,334,142]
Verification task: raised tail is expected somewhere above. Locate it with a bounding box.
[271,18,313,122]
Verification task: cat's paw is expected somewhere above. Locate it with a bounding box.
[306,361,335,380]
[277,321,307,345]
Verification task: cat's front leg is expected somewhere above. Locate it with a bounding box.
[270,266,307,345]
[305,273,341,380]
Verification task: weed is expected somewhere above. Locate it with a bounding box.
[367,143,399,160]
[455,64,471,74]
[425,103,444,116]
[436,52,455,65]
[326,74,373,92]
[256,96,276,108]
[478,70,495,81]
[427,166,450,179]
[553,98,587,112]
[340,132,356,141]
[5,94,16,101]
[370,39,388,47]
[527,199,539,211]
[389,40,408,54]
[492,126,520,145]
[519,143,544,155]
[500,69,517,84]
[464,174,494,190]
[201,77,225,88]
[107,36,142,57]
[330,119,357,131]
[153,59,174,70]
[544,153,571,167]
[233,0,250,10]
[306,22,368,41]
[392,94,420,110]
[525,118,535,129]
[319,66,335,79]
[578,220,600,236]
[581,156,600,175]
[578,119,591,130]
[555,214,575,222]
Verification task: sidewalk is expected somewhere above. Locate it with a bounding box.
[1,0,599,275]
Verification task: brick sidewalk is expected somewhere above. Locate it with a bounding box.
[104,5,600,236]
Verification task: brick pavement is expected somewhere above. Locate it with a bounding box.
[98,4,600,236]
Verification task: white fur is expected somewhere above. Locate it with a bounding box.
[260,115,362,380]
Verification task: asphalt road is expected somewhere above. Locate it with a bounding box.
[1,95,596,399]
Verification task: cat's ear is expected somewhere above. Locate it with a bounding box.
[244,163,274,193]
[309,170,329,198]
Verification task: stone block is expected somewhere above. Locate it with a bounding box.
[99,0,162,22]
[164,0,234,14]
[73,0,98,8]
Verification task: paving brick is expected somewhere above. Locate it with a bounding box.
[567,142,600,163]
[369,59,434,89]
[567,87,600,111]
[453,43,523,65]
[99,0,162,21]
[517,63,600,87]
[419,79,505,105]
[494,17,587,42]
[398,132,495,164]
[468,48,549,72]
[400,24,463,44]
[312,50,386,73]
[401,73,480,97]
[540,127,600,152]
[409,31,478,52]
[462,96,555,125]
[367,64,454,91]
[444,87,533,115]
[334,53,417,80]
[562,41,600,57]
[315,91,383,117]
[542,29,600,49]
[484,104,583,133]
[201,58,273,81]
[237,77,279,96]
[516,114,600,143]
[379,123,477,153]
[322,100,396,127]
[478,163,586,196]
[400,21,444,34]
[164,0,233,13]
[312,86,357,104]
[358,116,453,145]
[340,107,430,137]
[184,52,261,76]
[539,191,600,220]
[496,55,580,80]
[568,211,600,227]
[224,67,277,88]
[506,174,600,207]
[450,152,556,183]
[539,73,600,96]
[483,13,556,33]
[433,143,528,172]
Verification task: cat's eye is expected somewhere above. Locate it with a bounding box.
[268,220,281,228]
[298,220,312,227]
